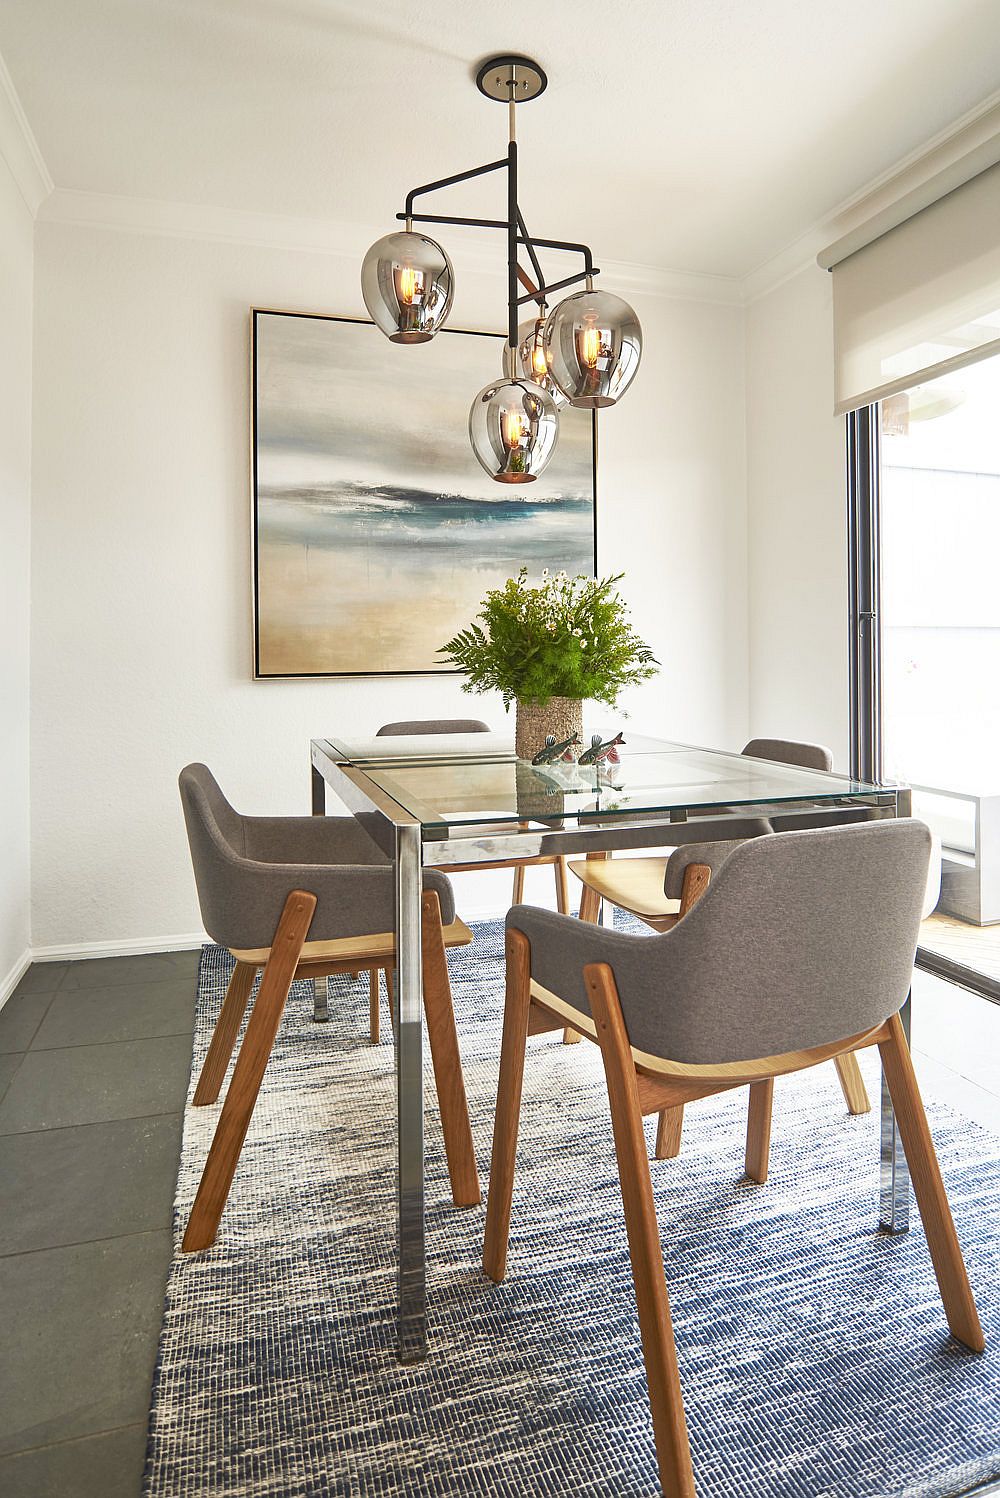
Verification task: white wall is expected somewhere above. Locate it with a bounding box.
[745,265,849,768]
[29,219,748,951]
[0,153,33,994]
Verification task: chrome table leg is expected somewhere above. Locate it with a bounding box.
[394,821,425,1361]
[313,977,329,1023]
[880,988,912,1232]
[311,764,326,815]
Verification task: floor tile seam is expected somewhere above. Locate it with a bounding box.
[0,1226,171,1262]
[57,964,202,988]
[0,1053,26,1106]
[0,1109,184,1141]
[0,1419,148,1462]
[0,1107,188,1139]
[0,991,60,1051]
[53,976,200,994]
[27,1029,196,1053]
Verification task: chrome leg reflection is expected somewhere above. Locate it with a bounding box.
[879,990,911,1232]
[395,821,426,1361]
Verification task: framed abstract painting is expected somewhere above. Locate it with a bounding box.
[251,309,597,677]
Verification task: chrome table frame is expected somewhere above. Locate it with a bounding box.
[310,737,912,1361]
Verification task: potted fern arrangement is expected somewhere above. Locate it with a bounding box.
[439,568,659,759]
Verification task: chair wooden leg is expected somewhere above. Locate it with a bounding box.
[744,1078,774,1183]
[193,961,257,1106]
[833,1051,871,1114]
[878,1013,985,1351]
[483,927,533,1283]
[555,856,570,915]
[421,891,480,1207]
[578,850,609,926]
[586,960,697,1497]
[512,865,526,903]
[183,890,316,1252]
[369,968,380,1044]
[655,1105,684,1160]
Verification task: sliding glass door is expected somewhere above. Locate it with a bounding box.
[850,353,1000,998]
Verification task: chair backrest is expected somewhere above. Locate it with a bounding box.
[589,820,930,1064]
[742,738,833,772]
[377,718,490,736]
[179,763,250,942]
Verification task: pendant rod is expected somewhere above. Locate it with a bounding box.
[507,79,518,350]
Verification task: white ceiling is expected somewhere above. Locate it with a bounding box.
[3,0,1000,279]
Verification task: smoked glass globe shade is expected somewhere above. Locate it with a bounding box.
[468,378,559,484]
[542,290,642,408]
[360,231,454,344]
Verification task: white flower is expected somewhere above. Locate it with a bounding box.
[573,628,584,637]
[541,567,550,579]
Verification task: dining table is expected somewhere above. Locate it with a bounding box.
[309,730,912,1362]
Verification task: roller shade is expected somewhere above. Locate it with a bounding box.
[826,160,1000,415]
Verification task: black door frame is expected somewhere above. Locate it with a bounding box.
[847,405,1000,1007]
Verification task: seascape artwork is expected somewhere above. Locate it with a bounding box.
[252,310,596,676]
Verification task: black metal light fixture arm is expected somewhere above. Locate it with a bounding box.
[396,148,598,345]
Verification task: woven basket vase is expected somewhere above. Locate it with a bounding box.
[514,697,584,761]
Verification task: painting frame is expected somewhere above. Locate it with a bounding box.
[250,308,598,680]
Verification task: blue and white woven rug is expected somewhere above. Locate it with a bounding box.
[144,920,1000,1498]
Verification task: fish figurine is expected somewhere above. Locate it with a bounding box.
[578,731,626,765]
[532,731,582,765]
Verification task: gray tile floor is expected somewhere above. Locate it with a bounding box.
[0,951,198,1498]
[0,949,997,1497]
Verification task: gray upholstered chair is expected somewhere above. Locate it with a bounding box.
[567,736,871,1121]
[178,763,480,1253]
[484,820,984,1496]
[568,737,834,931]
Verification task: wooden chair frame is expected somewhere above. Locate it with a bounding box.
[183,888,478,1252]
[571,849,873,1139]
[484,923,985,1496]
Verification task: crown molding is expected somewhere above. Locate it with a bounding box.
[38,188,373,258]
[742,86,1000,303]
[37,84,1000,311]
[0,51,52,215]
[38,187,743,306]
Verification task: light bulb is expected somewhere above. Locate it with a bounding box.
[581,326,602,368]
[502,407,525,448]
[397,265,421,306]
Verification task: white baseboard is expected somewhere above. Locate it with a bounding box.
[29,931,209,964]
[0,947,32,1009]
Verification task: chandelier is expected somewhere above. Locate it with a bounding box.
[361,55,642,484]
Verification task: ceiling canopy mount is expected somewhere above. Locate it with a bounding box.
[475,54,548,104]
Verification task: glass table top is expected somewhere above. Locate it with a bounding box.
[320,733,890,834]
